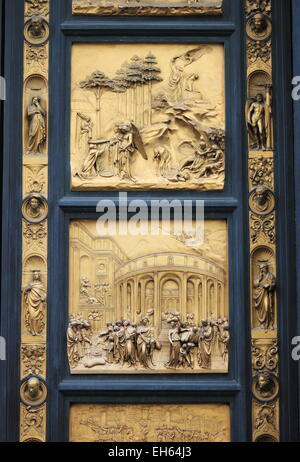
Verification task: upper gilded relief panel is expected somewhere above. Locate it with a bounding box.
[71,43,225,191]
[72,0,223,16]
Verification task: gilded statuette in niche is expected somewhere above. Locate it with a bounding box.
[253,260,276,330]
[71,43,225,191]
[69,404,230,442]
[26,96,47,154]
[23,269,47,336]
[72,0,223,16]
[246,71,273,151]
[247,89,273,151]
[23,75,48,156]
[68,220,229,374]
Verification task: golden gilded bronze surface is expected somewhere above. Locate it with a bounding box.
[68,220,229,374]
[245,0,279,442]
[69,404,230,442]
[20,403,46,443]
[20,0,49,443]
[17,0,280,442]
[71,43,225,191]
[72,0,223,16]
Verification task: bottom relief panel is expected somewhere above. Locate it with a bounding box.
[69,403,231,442]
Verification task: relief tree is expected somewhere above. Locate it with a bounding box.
[142,52,163,125]
[123,55,144,125]
[80,70,115,138]
[114,65,131,119]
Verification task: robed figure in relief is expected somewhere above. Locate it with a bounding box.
[27,97,46,154]
[23,270,46,336]
[253,261,276,329]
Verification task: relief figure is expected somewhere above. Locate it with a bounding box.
[27,97,46,154]
[67,315,92,367]
[23,270,46,336]
[168,46,211,101]
[80,143,106,178]
[247,87,273,150]
[136,316,161,369]
[165,319,181,368]
[253,261,276,329]
[111,121,147,182]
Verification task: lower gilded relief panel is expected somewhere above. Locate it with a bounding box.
[72,0,223,17]
[68,220,229,374]
[69,404,230,442]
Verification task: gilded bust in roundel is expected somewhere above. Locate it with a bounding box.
[20,376,47,406]
[24,15,50,45]
[246,13,272,41]
[22,194,48,224]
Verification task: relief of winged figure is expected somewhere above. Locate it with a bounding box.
[109,121,147,182]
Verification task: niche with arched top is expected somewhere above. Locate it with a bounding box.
[23,75,48,155]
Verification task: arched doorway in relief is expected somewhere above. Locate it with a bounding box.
[161,279,180,312]
[207,279,216,319]
[126,280,134,320]
[187,279,195,314]
[145,280,154,310]
[159,275,181,339]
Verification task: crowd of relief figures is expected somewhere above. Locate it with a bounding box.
[71,43,225,190]
[67,312,230,373]
[72,0,223,16]
[68,220,228,373]
[69,404,230,443]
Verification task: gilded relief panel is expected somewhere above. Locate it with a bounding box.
[69,404,231,442]
[71,43,225,191]
[72,0,223,16]
[68,220,229,374]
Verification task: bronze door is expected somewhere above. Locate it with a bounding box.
[0,0,298,443]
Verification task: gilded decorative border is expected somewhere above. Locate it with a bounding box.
[20,0,49,442]
[72,0,223,16]
[245,0,279,442]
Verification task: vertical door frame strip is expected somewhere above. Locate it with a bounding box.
[245,0,280,442]
[20,0,50,442]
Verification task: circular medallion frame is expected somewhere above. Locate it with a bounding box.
[24,16,49,46]
[246,13,272,42]
[22,193,48,224]
[20,375,47,407]
[252,371,279,403]
[249,186,275,216]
